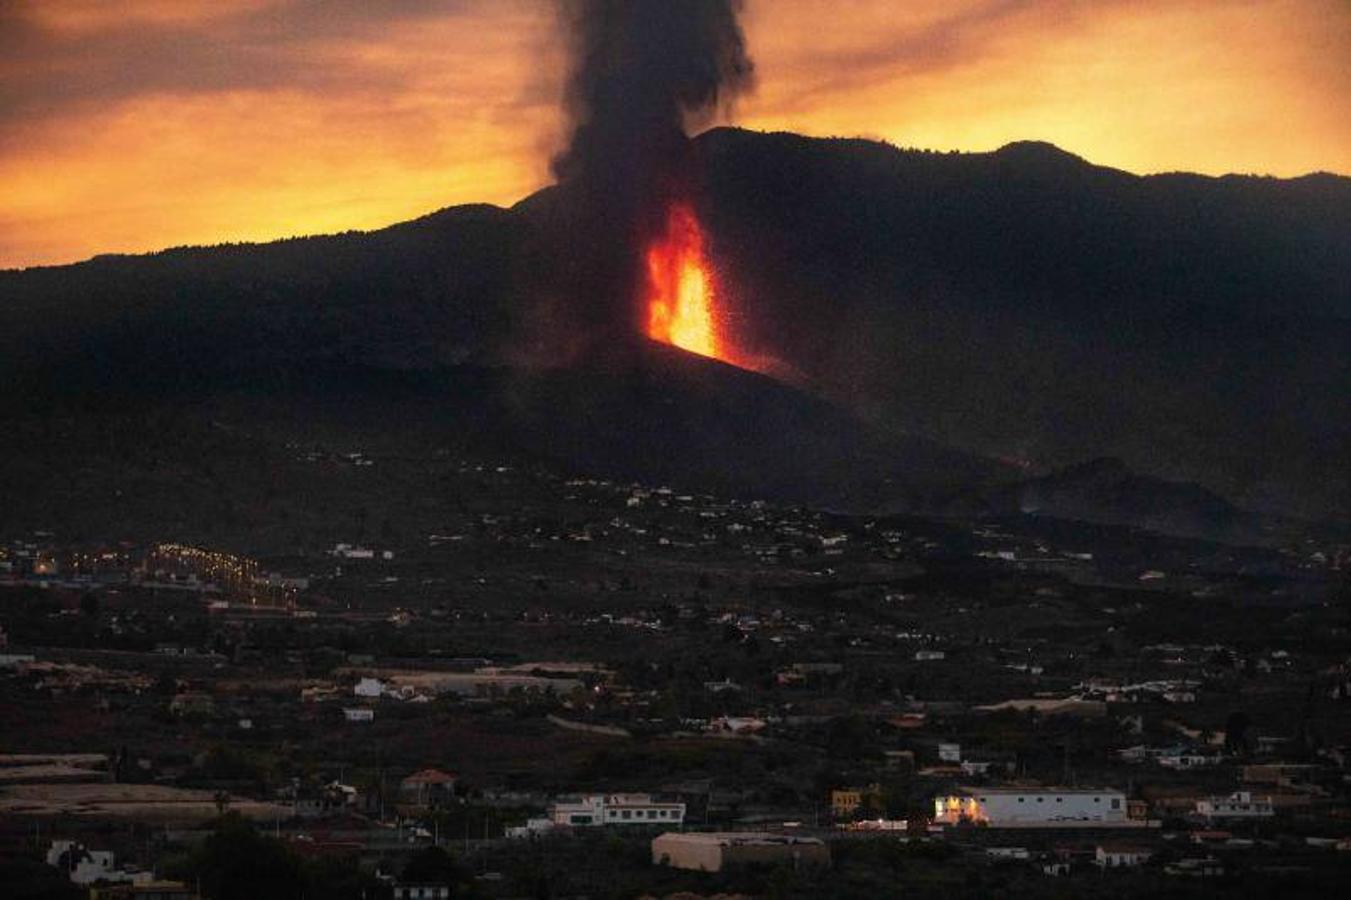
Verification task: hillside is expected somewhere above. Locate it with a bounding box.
[2,128,1347,525]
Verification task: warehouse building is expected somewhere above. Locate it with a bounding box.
[652,832,830,873]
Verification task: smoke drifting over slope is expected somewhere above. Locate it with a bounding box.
[552,0,754,339]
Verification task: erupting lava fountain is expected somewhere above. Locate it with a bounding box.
[643,202,726,362]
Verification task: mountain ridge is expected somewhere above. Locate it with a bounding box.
[2,128,1346,528]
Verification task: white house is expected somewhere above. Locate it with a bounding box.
[46,840,152,886]
[343,708,374,723]
[1158,752,1222,770]
[1195,791,1273,820]
[506,817,559,839]
[353,677,384,698]
[1095,844,1153,868]
[938,742,962,763]
[548,793,685,827]
[986,847,1031,860]
[331,544,376,559]
[915,650,946,661]
[934,788,1129,827]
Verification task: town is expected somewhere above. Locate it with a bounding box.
[2,447,1349,898]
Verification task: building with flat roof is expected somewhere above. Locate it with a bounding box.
[933,787,1131,827]
[652,832,830,873]
[1195,791,1273,820]
[549,793,685,827]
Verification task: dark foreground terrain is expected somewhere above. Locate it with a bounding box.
[1,378,1348,898]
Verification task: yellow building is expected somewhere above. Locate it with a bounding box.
[831,784,882,819]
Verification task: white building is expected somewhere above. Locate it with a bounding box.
[330,544,375,560]
[1158,752,1222,770]
[46,840,152,886]
[343,707,374,723]
[938,742,962,763]
[934,788,1130,827]
[1096,844,1153,868]
[549,793,685,827]
[506,817,559,839]
[986,847,1031,860]
[354,677,384,698]
[1195,791,1273,820]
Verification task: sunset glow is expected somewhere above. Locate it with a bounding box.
[1,0,1347,269]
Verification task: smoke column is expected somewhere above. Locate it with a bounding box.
[552,0,754,343]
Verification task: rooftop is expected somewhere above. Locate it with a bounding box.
[654,832,825,847]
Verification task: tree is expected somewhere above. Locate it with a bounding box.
[1223,711,1252,757]
[187,813,305,900]
[0,854,83,900]
[401,846,467,888]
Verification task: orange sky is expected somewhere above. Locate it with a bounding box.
[2,0,1347,269]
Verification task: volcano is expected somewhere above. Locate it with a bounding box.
[2,129,1348,536]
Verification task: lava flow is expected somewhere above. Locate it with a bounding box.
[644,202,722,360]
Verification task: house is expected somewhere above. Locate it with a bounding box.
[986,846,1031,860]
[831,785,882,818]
[1095,844,1153,868]
[1241,764,1316,786]
[1158,752,1222,770]
[505,817,559,839]
[353,677,384,698]
[1166,857,1225,878]
[938,742,962,763]
[324,780,359,808]
[549,793,685,827]
[652,832,829,873]
[342,708,374,723]
[707,716,766,735]
[400,769,458,808]
[47,840,152,886]
[933,788,1130,827]
[1195,791,1273,820]
[915,650,946,661]
[393,886,450,900]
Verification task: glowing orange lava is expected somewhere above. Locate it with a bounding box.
[644,202,720,359]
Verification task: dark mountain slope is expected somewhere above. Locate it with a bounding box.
[693,129,1351,518]
[1,128,1347,523]
[980,457,1257,542]
[0,349,1013,546]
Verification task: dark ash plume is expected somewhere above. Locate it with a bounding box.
[552,0,754,342]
